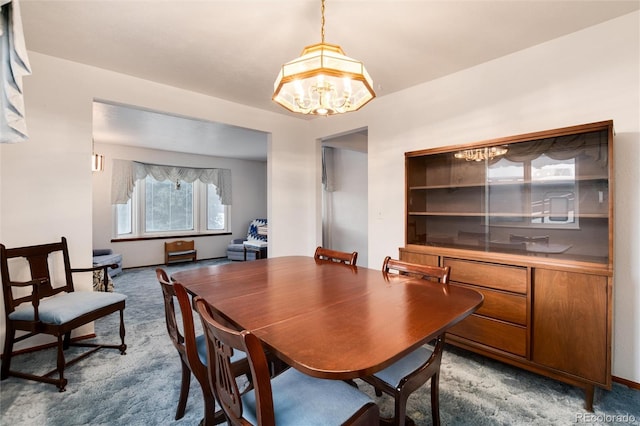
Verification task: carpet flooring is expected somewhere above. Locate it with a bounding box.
[1,259,638,425]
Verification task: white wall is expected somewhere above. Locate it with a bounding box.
[92,142,267,267]
[1,11,638,382]
[309,12,640,383]
[0,52,97,349]
[0,52,313,350]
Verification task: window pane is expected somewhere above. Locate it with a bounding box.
[488,157,525,222]
[116,199,132,235]
[207,184,225,230]
[145,177,193,232]
[531,155,576,225]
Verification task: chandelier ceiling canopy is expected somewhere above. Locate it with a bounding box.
[272,0,375,116]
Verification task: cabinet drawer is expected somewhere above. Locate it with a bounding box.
[444,258,527,294]
[399,249,439,267]
[447,314,527,357]
[451,283,527,325]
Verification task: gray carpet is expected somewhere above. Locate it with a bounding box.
[1,259,638,425]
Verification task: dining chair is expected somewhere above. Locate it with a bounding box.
[313,246,358,265]
[361,256,451,426]
[0,237,126,392]
[156,269,249,425]
[194,296,379,426]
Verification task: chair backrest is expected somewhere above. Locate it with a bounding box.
[156,269,205,377]
[247,219,268,242]
[164,240,195,253]
[195,296,275,426]
[1,237,75,315]
[314,246,358,266]
[156,269,185,353]
[382,256,450,284]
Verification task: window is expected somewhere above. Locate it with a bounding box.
[207,184,226,230]
[115,176,229,237]
[487,154,577,229]
[145,177,194,232]
[116,200,132,236]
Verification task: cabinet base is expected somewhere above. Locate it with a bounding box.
[445,336,608,412]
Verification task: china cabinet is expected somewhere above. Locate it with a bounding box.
[401,120,613,410]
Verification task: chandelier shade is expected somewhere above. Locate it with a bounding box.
[272,0,375,116]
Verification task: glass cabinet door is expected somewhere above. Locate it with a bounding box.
[406,122,612,264]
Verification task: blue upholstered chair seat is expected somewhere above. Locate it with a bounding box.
[241,368,374,425]
[8,291,127,325]
[373,346,433,387]
[195,334,246,365]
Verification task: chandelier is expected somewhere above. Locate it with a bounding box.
[272,0,375,116]
[454,146,508,162]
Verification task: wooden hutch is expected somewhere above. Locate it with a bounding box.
[401,120,614,410]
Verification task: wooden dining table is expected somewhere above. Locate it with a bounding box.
[172,256,483,380]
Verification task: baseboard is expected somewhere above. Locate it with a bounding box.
[0,333,96,359]
[613,376,640,391]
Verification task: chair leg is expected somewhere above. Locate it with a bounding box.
[1,327,15,380]
[55,335,68,392]
[63,331,71,350]
[431,372,441,426]
[175,360,191,420]
[394,391,408,426]
[118,309,127,354]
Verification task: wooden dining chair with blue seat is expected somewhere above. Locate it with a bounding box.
[360,256,451,426]
[156,269,250,425]
[195,296,379,426]
[0,237,127,392]
[313,246,358,265]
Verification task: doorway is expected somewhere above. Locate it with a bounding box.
[321,129,368,267]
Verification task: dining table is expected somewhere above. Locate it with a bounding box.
[171,256,484,381]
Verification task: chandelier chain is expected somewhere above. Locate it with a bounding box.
[321,0,325,43]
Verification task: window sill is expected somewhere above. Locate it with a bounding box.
[111,232,231,243]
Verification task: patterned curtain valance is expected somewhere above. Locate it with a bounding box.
[111,159,232,205]
[1,0,32,143]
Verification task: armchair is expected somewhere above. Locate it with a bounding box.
[1,237,127,391]
[227,219,267,261]
[92,248,122,277]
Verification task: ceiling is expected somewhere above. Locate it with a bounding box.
[19,1,639,160]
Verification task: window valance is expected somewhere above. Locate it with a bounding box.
[1,0,32,143]
[111,159,232,205]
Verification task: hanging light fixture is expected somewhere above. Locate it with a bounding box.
[272,0,375,116]
[91,139,104,172]
[454,146,508,162]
